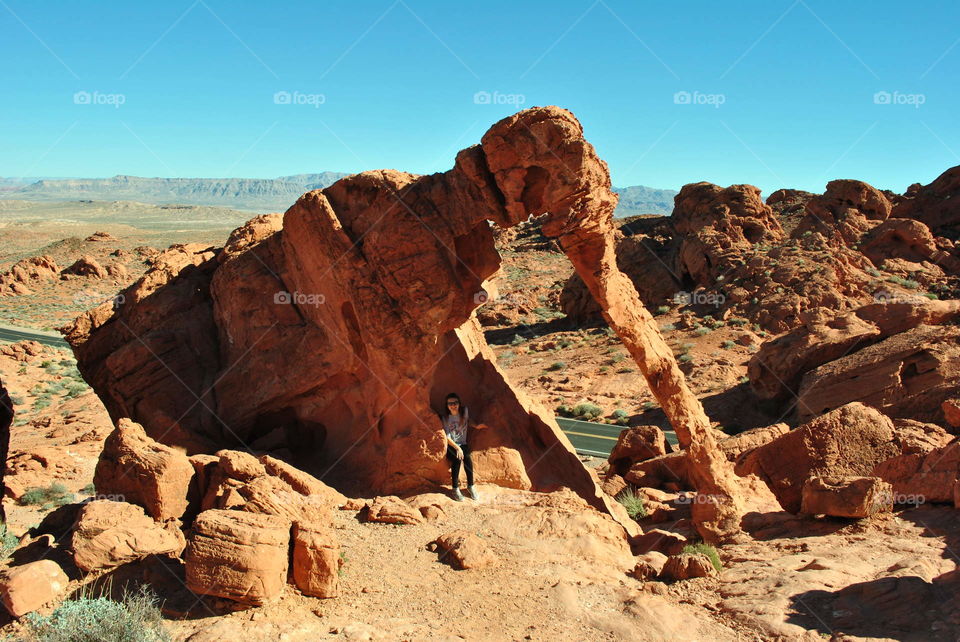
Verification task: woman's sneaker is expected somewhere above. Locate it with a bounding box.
[467,485,478,500]
[452,488,464,501]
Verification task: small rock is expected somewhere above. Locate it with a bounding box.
[0,560,69,617]
[660,553,717,580]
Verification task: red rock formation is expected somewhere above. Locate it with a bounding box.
[0,255,59,296]
[893,165,960,237]
[65,107,742,540]
[749,300,960,402]
[672,182,784,287]
[739,403,903,513]
[62,255,109,279]
[796,324,960,424]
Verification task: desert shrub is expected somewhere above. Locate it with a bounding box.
[0,522,19,560]
[659,323,676,332]
[721,340,736,349]
[678,353,693,362]
[546,361,566,372]
[555,404,572,417]
[510,334,526,345]
[682,543,722,573]
[655,305,670,316]
[616,488,647,520]
[694,326,711,336]
[24,584,169,642]
[727,318,748,327]
[19,482,74,510]
[572,403,602,420]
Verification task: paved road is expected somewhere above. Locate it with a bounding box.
[0,323,672,458]
[0,324,70,349]
[558,416,678,458]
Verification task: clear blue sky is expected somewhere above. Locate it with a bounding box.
[2,0,958,195]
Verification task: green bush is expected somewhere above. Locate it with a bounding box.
[694,327,711,336]
[24,584,169,642]
[678,353,693,362]
[682,543,722,573]
[19,482,75,510]
[721,340,736,349]
[655,305,670,316]
[616,488,647,521]
[611,409,629,419]
[546,361,566,372]
[572,403,602,420]
[555,404,572,417]
[0,522,19,560]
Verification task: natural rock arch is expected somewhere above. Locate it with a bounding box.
[65,106,741,541]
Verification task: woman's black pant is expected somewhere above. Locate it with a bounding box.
[446,443,473,488]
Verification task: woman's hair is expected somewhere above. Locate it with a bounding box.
[442,392,464,419]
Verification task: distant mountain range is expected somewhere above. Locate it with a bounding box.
[2,173,678,216]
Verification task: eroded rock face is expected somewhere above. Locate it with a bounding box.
[94,418,196,522]
[796,324,960,423]
[64,106,737,540]
[71,500,183,572]
[184,509,290,606]
[672,182,784,287]
[893,165,960,238]
[291,521,341,598]
[749,300,960,403]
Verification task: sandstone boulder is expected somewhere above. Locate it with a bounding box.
[72,500,183,572]
[630,529,688,556]
[0,560,69,617]
[608,425,668,474]
[94,418,196,521]
[800,476,893,518]
[739,403,901,513]
[660,553,717,580]
[185,510,290,606]
[430,530,499,570]
[367,496,423,525]
[291,521,340,598]
[630,551,668,581]
[62,255,108,279]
